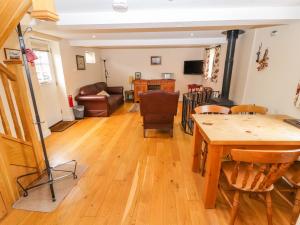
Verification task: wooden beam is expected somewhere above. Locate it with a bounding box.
[31,0,59,22]
[0,0,31,48]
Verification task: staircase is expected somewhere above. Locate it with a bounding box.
[0,0,59,220]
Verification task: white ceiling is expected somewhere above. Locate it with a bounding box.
[30,0,300,48]
[55,0,300,13]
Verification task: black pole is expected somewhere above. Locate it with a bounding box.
[221,30,243,99]
[103,59,109,84]
[16,24,56,201]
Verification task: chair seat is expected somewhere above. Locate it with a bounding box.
[284,162,300,187]
[222,161,273,192]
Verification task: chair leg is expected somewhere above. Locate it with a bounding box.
[265,192,273,225]
[291,189,300,225]
[229,190,240,225]
[169,128,173,137]
[201,142,208,177]
[144,129,146,138]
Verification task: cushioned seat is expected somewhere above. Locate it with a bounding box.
[75,82,124,117]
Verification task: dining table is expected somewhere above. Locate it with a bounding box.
[192,114,300,209]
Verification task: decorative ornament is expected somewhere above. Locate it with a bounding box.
[256,43,269,71]
[294,81,300,108]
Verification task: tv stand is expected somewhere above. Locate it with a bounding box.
[133,79,175,102]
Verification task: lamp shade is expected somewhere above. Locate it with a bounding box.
[128,75,134,84]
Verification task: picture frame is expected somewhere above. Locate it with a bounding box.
[4,48,21,60]
[135,72,141,80]
[76,55,86,70]
[151,56,161,65]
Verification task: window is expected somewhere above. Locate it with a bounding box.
[207,48,216,79]
[85,51,96,64]
[33,50,53,84]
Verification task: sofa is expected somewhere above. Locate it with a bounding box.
[140,90,179,137]
[75,82,124,117]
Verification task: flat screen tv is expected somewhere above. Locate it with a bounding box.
[184,60,204,75]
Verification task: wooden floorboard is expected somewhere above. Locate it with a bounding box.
[0,103,292,225]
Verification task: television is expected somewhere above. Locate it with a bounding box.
[184,60,204,75]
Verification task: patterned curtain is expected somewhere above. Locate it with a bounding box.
[203,48,210,80]
[211,46,221,83]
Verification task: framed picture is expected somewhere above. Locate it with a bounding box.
[135,72,141,80]
[76,55,86,70]
[151,56,161,65]
[4,48,21,60]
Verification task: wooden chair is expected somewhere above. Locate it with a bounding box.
[275,162,300,225]
[194,105,230,176]
[220,149,300,225]
[231,104,268,115]
[194,104,230,115]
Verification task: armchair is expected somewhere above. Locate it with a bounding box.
[140,90,179,137]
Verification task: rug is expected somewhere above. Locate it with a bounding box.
[13,163,87,213]
[128,103,140,113]
[50,121,77,132]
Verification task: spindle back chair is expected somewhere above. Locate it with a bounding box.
[231,104,268,115]
[220,149,300,225]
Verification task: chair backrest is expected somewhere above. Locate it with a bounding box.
[230,149,300,191]
[194,104,230,114]
[231,104,268,115]
[140,90,179,116]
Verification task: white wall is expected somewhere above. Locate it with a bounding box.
[0,32,51,137]
[99,47,225,97]
[232,23,300,118]
[60,40,102,99]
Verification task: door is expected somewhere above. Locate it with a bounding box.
[33,42,62,127]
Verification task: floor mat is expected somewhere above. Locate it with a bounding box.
[13,163,87,213]
[50,121,77,132]
[128,103,140,113]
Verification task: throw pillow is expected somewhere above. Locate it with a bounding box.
[97,90,110,97]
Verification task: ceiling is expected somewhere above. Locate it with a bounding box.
[55,0,300,13]
[30,0,300,48]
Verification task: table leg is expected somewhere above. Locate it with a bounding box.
[192,125,203,173]
[202,144,223,209]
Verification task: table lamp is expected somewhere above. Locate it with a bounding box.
[128,75,134,90]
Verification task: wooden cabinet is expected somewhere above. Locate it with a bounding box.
[134,80,148,102]
[133,79,175,102]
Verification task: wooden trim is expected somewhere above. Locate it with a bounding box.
[0,73,23,139]
[0,96,11,136]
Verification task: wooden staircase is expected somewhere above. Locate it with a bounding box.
[0,0,59,220]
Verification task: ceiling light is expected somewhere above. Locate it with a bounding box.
[112,0,128,12]
[92,35,96,39]
[190,33,194,37]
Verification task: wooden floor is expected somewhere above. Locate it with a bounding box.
[0,103,293,225]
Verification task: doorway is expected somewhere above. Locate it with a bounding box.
[31,40,63,127]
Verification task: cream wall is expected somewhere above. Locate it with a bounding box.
[99,47,225,97]
[58,40,102,119]
[231,23,300,118]
[0,31,51,137]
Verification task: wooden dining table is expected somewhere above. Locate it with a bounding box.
[192,114,300,209]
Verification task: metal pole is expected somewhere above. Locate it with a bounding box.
[16,24,56,201]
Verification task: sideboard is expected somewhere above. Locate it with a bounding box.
[133,79,175,102]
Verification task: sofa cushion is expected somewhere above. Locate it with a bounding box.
[97,90,110,97]
[108,95,123,106]
[95,82,107,92]
[79,84,98,96]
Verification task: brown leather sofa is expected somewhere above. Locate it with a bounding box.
[140,90,179,137]
[75,82,124,117]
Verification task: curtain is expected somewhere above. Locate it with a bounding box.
[203,48,210,80]
[210,46,221,83]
